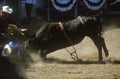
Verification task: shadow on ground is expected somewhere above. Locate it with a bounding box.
[44,57,120,64]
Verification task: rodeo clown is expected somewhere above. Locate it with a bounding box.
[0,5,27,57]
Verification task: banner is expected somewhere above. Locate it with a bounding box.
[83,0,105,11]
[51,0,76,12]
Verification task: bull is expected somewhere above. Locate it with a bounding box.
[25,16,109,62]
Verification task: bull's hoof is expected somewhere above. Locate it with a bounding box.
[105,50,109,57]
[98,60,102,62]
[98,60,105,64]
[98,57,103,63]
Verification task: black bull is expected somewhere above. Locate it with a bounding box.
[25,16,109,61]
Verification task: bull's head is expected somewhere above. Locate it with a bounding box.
[24,34,47,50]
[24,33,49,60]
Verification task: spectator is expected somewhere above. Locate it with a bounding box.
[25,0,36,19]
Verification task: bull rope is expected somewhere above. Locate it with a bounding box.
[59,22,79,61]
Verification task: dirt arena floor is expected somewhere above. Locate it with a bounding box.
[0,15,120,79]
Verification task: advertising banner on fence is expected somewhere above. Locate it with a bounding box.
[50,0,77,12]
[83,0,106,11]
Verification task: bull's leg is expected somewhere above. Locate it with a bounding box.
[99,36,109,57]
[89,35,103,62]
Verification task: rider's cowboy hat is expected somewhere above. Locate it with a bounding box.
[2,6,13,14]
